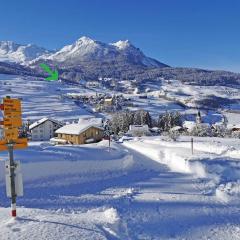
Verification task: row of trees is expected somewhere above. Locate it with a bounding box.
[110,110,182,135]
[110,110,152,134]
[109,110,240,139]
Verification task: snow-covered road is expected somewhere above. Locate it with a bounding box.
[0,137,240,239]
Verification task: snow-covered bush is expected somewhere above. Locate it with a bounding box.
[212,125,231,138]
[168,130,179,141]
[190,124,212,137]
[231,131,240,139]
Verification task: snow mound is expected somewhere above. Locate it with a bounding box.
[123,136,240,202]
[0,207,121,240]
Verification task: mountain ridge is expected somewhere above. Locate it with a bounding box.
[31,36,167,68]
[0,37,239,88]
[0,41,52,63]
[0,37,168,68]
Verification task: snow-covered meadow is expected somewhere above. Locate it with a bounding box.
[0,74,97,122]
[0,74,240,239]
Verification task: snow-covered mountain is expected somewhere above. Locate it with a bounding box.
[0,41,51,63]
[41,36,119,62]
[111,39,162,67]
[0,37,239,88]
[34,36,167,67]
[0,37,167,68]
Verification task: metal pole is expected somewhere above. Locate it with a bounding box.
[191,138,194,155]
[8,143,17,217]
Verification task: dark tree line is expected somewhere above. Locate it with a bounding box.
[110,110,183,135]
[110,110,152,134]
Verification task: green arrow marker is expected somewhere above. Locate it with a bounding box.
[39,63,58,81]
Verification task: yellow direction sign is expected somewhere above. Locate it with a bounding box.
[4,111,21,117]
[0,138,27,145]
[0,144,27,151]
[3,118,22,128]
[4,128,19,140]
[0,138,28,151]
[4,109,21,116]
[3,98,21,113]
[3,98,21,107]
[15,138,28,144]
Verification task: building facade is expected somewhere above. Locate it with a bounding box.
[55,123,104,145]
[29,118,63,141]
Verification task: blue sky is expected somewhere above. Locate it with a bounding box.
[1,0,240,72]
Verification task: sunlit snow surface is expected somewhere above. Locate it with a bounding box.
[0,74,240,239]
[0,74,94,121]
[0,138,240,239]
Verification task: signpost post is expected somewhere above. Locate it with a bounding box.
[0,96,27,218]
[8,143,17,217]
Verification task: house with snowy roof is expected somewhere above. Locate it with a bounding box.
[29,117,63,141]
[54,121,104,145]
[128,125,150,137]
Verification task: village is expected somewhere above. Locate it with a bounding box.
[0,105,239,146]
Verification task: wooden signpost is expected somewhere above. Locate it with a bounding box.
[0,96,28,217]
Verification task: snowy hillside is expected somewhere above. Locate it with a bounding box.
[0,41,51,63]
[0,74,97,121]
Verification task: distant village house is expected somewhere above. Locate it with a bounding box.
[128,124,150,137]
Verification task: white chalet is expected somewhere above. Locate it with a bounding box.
[29,117,63,141]
[128,125,150,137]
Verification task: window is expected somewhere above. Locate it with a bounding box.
[96,131,99,135]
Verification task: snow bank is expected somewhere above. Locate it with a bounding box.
[0,207,122,240]
[216,181,240,202]
[0,142,134,188]
[124,136,240,202]
[124,139,206,177]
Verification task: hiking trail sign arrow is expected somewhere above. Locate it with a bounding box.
[39,63,58,81]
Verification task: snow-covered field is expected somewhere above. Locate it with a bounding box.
[0,137,240,239]
[0,74,97,121]
[1,74,239,124]
[0,74,240,239]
